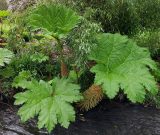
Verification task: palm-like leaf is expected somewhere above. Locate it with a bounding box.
[27,4,81,38]
[89,33,158,103]
[0,48,14,66]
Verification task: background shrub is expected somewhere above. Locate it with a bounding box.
[134,0,160,30]
[133,29,160,58]
[0,0,8,10]
[56,0,160,36]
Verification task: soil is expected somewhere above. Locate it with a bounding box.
[1,101,160,135]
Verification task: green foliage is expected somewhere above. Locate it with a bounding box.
[59,0,160,36]
[0,10,10,17]
[30,53,49,63]
[89,33,158,103]
[60,0,140,35]
[0,51,55,92]
[14,77,82,132]
[0,48,54,85]
[0,22,13,35]
[133,29,160,57]
[0,48,14,93]
[68,18,102,69]
[0,66,15,79]
[0,48,14,66]
[134,0,160,29]
[27,4,81,38]
[12,70,32,88]
[6,22,27,52]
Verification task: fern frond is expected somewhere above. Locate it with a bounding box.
[78,84,103,111]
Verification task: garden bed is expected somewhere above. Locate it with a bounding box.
[0,0,160,134]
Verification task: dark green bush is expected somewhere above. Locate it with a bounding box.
[57,0,160,36]
[85,0,140,35]
[65,0,140,35]
[134,0,160,30]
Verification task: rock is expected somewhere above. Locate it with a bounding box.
[6,0,35,11]
[0,131,19,135]
[0,0,8,10]
[1,102,160,135]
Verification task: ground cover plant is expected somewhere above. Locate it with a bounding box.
[0,0,160,133]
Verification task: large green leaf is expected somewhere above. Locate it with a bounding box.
[27,4,81,38]
[0,48,14,66]
[89,33,158,103]
[14,77,82,132]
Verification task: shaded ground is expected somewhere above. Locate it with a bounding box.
[1,101,160,135]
